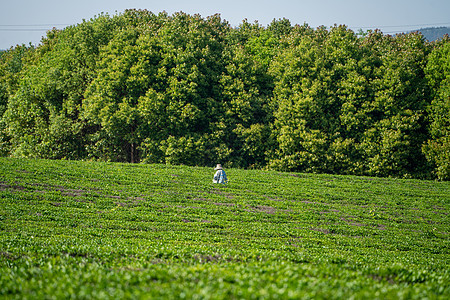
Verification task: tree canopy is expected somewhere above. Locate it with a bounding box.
[1,10,449,180]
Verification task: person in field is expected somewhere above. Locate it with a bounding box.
[213,164,228,184]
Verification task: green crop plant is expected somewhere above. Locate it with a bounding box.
[0,157,449,299]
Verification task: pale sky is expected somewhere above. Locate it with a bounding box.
[1,0,449,49]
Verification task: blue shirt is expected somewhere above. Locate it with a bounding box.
[213,170,228,184]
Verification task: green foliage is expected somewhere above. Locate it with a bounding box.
[83,12,229,164]
[3,13,123,160]
[269,28,433,178]
[424,42,450,180]
[0,10,449,179]
[0,158,449,298]
[269,26,363,173]
[0,44,35,156]
[359,32,431,179]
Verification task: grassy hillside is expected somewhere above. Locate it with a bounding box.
[0,158,449,299]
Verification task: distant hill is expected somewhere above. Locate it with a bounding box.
[413,26,450,41]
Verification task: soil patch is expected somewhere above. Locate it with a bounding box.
[0,182,26,191]
[215,202,235,207]
[245,205,277,214]
[310,227,331,234]
[263,195,284,202]
[208,188,235,199]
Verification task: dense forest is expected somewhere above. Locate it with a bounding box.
[0,10,449,180]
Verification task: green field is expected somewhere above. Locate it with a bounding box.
[0,157,449,299]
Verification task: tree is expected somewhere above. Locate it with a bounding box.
[0,44,34,156]
[269,25,360,173]
[218,36,275,168]
[3,13,122,159]
[269,27,432,178]
[83,12,230,164]
[357,32,431,178]
[0,13,445,180]
[423,40,450,180]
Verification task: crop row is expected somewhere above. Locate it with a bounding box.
[0,158,449,299]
